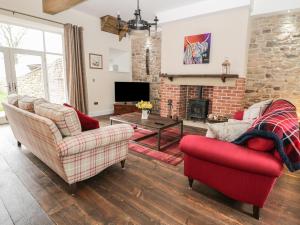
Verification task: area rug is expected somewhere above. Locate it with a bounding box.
[129,127,189,166]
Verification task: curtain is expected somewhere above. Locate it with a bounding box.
[64,23,88,114]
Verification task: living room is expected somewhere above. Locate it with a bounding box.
[0,0,299,224]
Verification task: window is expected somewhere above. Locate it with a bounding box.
[0,21,66,107]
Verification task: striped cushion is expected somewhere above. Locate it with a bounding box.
[33,98,48,112]
[18,95,37,112]
[35,102,81,137]
[7,94,20,107]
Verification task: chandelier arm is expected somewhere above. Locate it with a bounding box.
[116,0,158,37]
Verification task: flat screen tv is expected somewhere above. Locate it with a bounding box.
[115,82,150,102]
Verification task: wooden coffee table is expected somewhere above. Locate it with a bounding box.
[110,112,183,151]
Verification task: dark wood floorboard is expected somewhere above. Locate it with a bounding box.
[0,116,299,225]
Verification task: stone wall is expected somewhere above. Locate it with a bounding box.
[245,12,300,110]
[132,34,161,113]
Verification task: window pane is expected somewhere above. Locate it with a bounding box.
[46,54,65,103]
[15,54,45,98]
[45,32,63,54]
[0,52,8,112]
[0,23,43,51]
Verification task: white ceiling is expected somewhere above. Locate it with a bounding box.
[74,0,203,21]
[74,0,300,23]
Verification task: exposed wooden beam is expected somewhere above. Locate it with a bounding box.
[43,0,86,15]
[101,15,128,41]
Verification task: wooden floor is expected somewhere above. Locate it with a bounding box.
[0,116,299,225]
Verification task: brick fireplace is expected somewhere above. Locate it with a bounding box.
[160,77,246,119]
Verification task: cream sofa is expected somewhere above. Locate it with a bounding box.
[3,97,134,191]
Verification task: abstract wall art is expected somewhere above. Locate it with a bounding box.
[183,33,211,64]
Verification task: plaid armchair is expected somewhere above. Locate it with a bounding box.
[3,101,134,189]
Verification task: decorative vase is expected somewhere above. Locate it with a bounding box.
[141,109,150,120]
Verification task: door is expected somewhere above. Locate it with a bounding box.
[0,49,13,124]
[12,51,47,99]
[0,21,66,124]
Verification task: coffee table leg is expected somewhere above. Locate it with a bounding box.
[157,129,161,151]
[110,119,113,125]
[180,121,183,137]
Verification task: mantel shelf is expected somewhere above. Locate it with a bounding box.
[159,73,239,83]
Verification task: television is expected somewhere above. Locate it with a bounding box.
[115,82,150,102]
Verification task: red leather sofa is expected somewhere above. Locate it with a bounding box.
[180,135,283,219]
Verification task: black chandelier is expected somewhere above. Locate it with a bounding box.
[117,0,158,35]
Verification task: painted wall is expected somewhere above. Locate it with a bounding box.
[252,0,300,16]
[161,7,250,77]
[0,0,132,116]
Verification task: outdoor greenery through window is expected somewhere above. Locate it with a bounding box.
[0,21,66,113]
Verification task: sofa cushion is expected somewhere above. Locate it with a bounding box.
[180,135,282,177]
[18,95,37,112]
[206,121,251,142]
[7,94,20,107]
[35,102,81,137]
[233,110,244,120]
[243,99,272,121]
[63,103,99,131]
[33,98,48,112]
[247,137,275,152]
[57,124,134,157]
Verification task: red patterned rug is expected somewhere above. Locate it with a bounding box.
[129,127,188,166]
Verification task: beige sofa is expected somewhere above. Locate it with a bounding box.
[3,98,134,191]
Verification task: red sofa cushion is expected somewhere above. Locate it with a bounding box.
[233,110,244,120]
[63,103,99,131]
[180,135,282,177]
[247,137,275,152]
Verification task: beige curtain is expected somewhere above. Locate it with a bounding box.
[64,23,88,113]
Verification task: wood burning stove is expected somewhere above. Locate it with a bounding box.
[187,87,209,120]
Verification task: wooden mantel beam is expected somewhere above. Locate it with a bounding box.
[159,73,239,83]
[43,0,86,15]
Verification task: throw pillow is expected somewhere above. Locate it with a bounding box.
[247,137,275,152]
[233,110,244,120]
[206,121,252,142]
[63,103,100,131]
[18,95,37,112]
[33,98,48,112]
[243,99,272,121]
[7,94,20,107]
[35,102,81,137]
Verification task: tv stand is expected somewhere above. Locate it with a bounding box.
[114,103,140,115]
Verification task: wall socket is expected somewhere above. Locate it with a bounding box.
[94,101,99,105]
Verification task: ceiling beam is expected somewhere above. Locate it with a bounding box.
[101,15,128,41]
[43,0,86,15]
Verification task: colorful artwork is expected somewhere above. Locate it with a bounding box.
[183,33,211,64]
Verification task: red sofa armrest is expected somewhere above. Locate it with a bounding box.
[180,135,282,177]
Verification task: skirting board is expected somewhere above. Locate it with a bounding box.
[89,108,114,117]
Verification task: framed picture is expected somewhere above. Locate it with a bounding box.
[89,53,103,69]
[183,33,211,64]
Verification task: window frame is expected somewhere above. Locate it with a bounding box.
[0,19,66,102]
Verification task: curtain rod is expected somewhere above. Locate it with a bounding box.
[0,7,65,26]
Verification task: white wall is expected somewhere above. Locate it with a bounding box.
[161,7,250,77]
[252,0,300,16]
[0,0,132,116]
[157,0,250,23]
